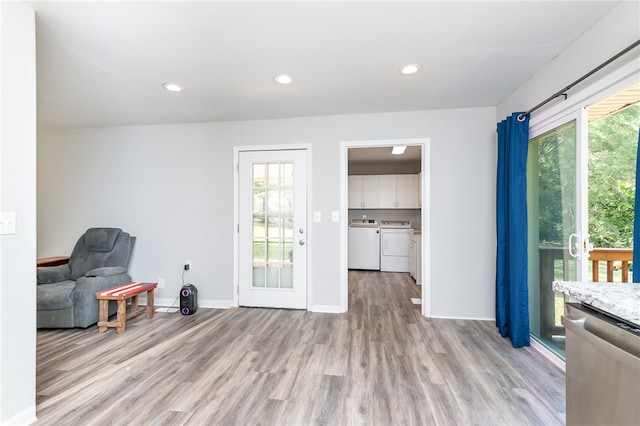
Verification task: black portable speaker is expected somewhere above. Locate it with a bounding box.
[180,284,198,315]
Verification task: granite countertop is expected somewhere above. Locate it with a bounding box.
[552,281,640,326]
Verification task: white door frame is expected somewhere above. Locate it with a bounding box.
[339,138,431,316]
[233,144,312,309]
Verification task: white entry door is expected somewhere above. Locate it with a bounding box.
[238,149,308,309]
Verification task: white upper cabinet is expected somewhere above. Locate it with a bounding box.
[378,175,397,207]
[361,175,380,208]
[349,174,419,209]
[395,174,419,208]
[348,175,380,208]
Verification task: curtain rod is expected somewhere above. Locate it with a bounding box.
[517,39,640,121]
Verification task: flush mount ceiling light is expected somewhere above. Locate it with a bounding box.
[162,82,183,92]
[274,74,294,85]
[399,64,420,75]
[392,145,407,155]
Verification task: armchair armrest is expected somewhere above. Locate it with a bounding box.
[84,266,128,277]
[75,270,132,296]
[37,265,71,284]
[74,270,132,328]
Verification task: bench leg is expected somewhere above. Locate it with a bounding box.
[131,294,139,313]
[117,299,127,334]
[98,299,109,333]
[146,289,155,318]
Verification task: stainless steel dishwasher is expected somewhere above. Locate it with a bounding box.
[562,303,640,426]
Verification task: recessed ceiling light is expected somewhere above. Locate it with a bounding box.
[392,146,407,155]
[162,83,182,92]
[274,74,294,85]
[400,64,420,75]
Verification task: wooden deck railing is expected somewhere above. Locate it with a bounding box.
[589,248,633,282]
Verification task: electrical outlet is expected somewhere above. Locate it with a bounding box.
[0,211,16,235]
[184,260,192,271]
[157,278,165,288]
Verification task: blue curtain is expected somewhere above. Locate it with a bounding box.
[496,112,530,348]
[633,128,640,283]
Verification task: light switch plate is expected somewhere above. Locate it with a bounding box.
[331,211,339,222]
[0,212,16,235]
[313,211,322,222]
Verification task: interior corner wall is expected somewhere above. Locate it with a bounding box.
[497,0,640,119]
[38,106,498,320]
[0,2,37,424]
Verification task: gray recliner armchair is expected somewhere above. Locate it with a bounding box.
[37,227,136,328]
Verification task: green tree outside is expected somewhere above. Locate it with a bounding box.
[588,105,640,248]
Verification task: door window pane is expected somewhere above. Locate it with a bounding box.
[267,218,281,237]
[253,217,265,238]
[253,267,265,288]
[281,267,293,289]
[528,120,576,359]
[252,161,295,290]
[267,240,282,262]
[283,217,294,238]
[253,241,265,262]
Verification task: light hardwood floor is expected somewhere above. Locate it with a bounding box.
[35,271,565,425]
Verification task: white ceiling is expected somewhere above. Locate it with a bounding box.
[27,1,621,129]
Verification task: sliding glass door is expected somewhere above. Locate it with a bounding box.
[527,109,588,358]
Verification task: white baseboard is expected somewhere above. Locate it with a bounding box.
[310,304,343,313]
[5,406,37,425]
[138,297,235,310]
[429,315,496,321]
[197,299,235,309]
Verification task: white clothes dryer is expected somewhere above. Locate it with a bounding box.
[380,220,411,272]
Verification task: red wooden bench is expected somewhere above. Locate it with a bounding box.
[96,282,157,333]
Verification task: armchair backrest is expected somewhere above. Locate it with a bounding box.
[68,228,135,280]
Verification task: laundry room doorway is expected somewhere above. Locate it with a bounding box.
[340,138,431,317]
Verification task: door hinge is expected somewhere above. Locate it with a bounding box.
[237,163,239,173]
[237,224,239,233]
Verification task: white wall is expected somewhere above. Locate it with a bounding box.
[38,106,498,319]
[0,2,37,424]
[498,1,640,119]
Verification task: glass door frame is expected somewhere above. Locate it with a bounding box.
[527,107,589,358]
[529,107,590,282]
[523,60,638,361]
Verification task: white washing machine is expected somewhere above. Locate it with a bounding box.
[380,220,411,272]
[348,219,380,270]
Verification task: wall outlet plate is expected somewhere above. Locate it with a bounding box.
[0,211,16,235]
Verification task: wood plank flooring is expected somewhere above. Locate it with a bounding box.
[35,271,565,425]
